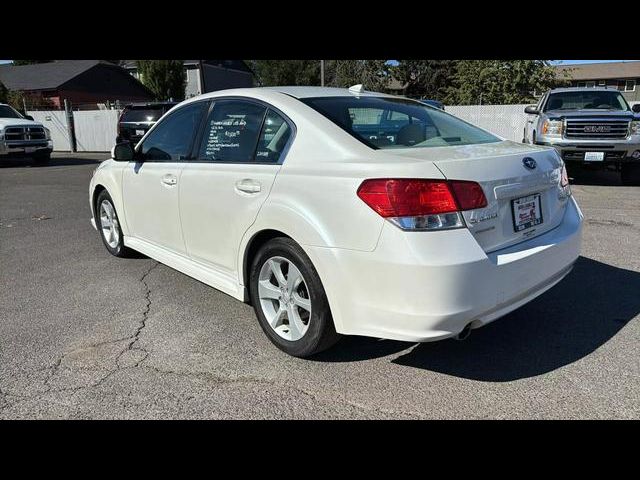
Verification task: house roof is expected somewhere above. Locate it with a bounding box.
[554,61,640,81]
[0,60,114,91]
[120,60,201,69]
[120,60,252,73]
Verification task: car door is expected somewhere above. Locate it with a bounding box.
[179,99,294,276]
[122,100,208,255]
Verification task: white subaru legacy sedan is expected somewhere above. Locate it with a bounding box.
[89,86,583,357]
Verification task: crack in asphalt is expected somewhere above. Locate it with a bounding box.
[0,261,160,412]
[138,365,423,419]
[0,258,420,419]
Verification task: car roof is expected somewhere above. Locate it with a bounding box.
[261,86,392,99]
[549,87,620,93]
[188,86,394,103]
[125,101,178,108]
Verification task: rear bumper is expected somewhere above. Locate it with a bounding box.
[306,196,583,342]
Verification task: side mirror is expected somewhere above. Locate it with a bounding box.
[23,114,34,121]
[632,104,640,113]
[111,141,135,162]
[524,105,539,115]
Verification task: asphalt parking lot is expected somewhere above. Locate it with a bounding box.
[1,153,638,419]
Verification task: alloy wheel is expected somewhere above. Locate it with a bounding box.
[257,256,312,341]
[99,199,120,249]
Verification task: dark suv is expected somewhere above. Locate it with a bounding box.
[117,102,177,145]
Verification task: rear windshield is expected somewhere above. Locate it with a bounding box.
[120,106,173,123]
[0,105,23,119]
[544,91,630,111]
[300,96,499,149]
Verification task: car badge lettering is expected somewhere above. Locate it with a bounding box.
[584,125,610,133]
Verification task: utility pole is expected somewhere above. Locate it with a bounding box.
[22,97,27,115]
[320,60,325,87]
[64,99,77,153]
[198,60,206,95]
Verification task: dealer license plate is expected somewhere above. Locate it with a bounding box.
[25,147,36,153]
[512,194,543,232]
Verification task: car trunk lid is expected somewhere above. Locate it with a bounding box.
[389,141,568,253]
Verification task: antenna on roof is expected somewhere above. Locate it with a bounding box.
[349,84,365,94]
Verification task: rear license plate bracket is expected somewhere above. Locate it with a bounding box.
[511,193,543,232]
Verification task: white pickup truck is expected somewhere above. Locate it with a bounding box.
[0,103,53,163]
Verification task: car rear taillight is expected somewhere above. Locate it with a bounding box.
[357,179,488,231]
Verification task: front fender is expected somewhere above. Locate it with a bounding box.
[89,160,129,235]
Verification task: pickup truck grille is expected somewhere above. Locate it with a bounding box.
[4,126,46,141]
[565,119,630,139]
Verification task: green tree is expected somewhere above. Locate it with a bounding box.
[247,60,321,86]
[136,60,186,101]
[393,60,457,100]
[445,60,565,105]
[326,60,390,91]
[247,60,390,91]
[0,81,7,103]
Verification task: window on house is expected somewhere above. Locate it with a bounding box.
[586,81,596,88]
[625,80,636,92]
[598,80,606,86]
[577,82,586,88]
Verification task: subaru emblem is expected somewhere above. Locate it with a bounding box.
[523,157,537,170]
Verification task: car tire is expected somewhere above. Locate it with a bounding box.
[249,237,341,357]
[33,152,51,165]
[621,164,640,186]
[95,190,134,258]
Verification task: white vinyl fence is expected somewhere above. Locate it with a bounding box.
[28,109,121,152]
[73,110,120,152]
[28,111,73,151]
[445,104,529,142]
[28,104,533,153]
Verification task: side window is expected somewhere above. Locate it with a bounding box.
[198,100,266,162]
[255,110,293,163]
[140,102,207,161]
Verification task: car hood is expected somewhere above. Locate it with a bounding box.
[545,109,635,119]
[0,118,44,128]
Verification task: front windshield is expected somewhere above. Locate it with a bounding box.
[544,91,629,111]
[0,105,23,119]
[301,96,500,149]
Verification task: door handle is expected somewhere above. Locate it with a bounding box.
[235,179,261,194]
[162,174,178,186]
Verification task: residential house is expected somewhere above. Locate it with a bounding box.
[0,60,154,108]
[121,60,254,99]
[554,61,640,103]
